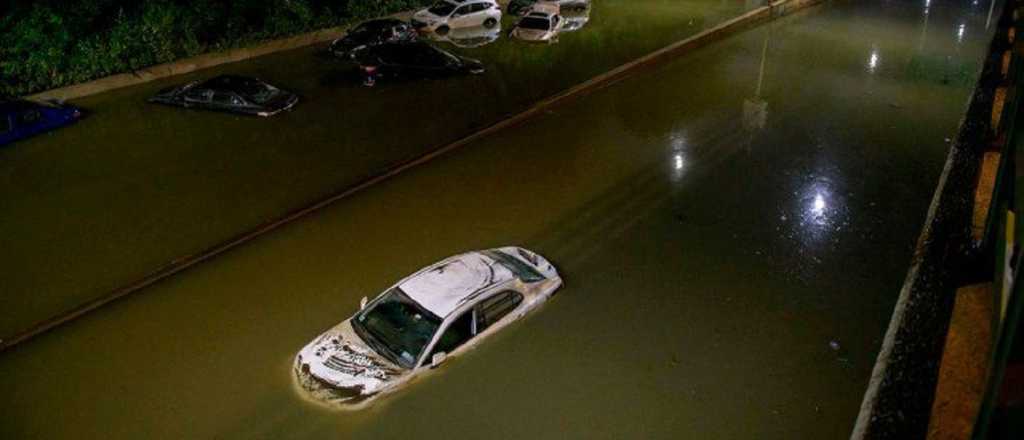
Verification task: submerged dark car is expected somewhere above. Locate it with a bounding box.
[148,75,299,117]
[352,41,484,86]
[329,19,418,59]
[1,99,82,147]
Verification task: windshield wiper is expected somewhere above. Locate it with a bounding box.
[353,319,408,368]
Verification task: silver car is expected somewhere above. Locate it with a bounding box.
[294,247,562,408]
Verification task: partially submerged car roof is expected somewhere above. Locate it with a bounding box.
[529,3,560,15]
[356,18,408,30]
[198,75,273,95]
[399,251,517,318]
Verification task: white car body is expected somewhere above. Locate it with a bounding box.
[412,0,503,33]
[294,247,562,408]
[511,4,565,42]
[427,24,502,48]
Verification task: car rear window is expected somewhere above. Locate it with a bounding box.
[519,17,551,30]
[483,250,545,282]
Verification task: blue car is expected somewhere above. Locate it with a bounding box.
[0,99,82,146]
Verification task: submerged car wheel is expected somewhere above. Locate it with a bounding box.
[483,18,498,28]
[436,25,450,35]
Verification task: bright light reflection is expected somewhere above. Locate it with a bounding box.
[957,24,966,42]
[812,193,826,216]
[668,130,688,183]
[868,50,879,73]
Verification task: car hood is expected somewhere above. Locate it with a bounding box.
[296,320,404,396]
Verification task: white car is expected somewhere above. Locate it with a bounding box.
[411,0,503,35]
[510,4,565,43]
[560,2,591,32]
[294,247,562,407]
[427,24,502,48]
[508,0,590,16]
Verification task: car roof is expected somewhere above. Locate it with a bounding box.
[198,75,268,94]
[529,3,560,15]
[356,19,407,30]
[366,41,448,61]
[399,251,515,317]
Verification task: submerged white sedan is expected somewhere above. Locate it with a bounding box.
[294,247,562,407]
[510,4,565,43]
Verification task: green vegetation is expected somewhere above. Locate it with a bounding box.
[0,0,433,97]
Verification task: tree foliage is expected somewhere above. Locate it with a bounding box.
[0,0,432,96]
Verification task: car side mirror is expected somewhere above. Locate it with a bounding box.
[431,352,447,368]
[360,296,368,310]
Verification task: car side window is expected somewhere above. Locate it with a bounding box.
[454,5,472,15]
[470,3,486,13]
[477,291,523,332]
[185,89,211,102]
[212,92,237,106]
[430,311,474,358]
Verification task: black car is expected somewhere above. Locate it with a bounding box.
[352,41,484,86]
[329,19,418,59]
[148,75,299,117]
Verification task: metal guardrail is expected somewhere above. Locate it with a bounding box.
[973,4,1024,437]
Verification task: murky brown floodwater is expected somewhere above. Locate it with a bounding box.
[0,0,749,340]
[0,0,999,438]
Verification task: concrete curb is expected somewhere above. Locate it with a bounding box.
[0,0,825,352]
[26,11,413,102]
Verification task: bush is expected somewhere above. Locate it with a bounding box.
[0,0,433,96]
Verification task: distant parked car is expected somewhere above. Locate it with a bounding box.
[0,99,81,147]
[411,0,502,34]
[560,2,592,32]
[510,4,565,43]
[148,75,299,117]
[294,247,562,407]
[508,0,589,16]
[426,24,501,48]
[352,41,485,86]
[329,19,418,59]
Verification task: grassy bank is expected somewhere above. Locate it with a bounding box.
[0,0,432,97]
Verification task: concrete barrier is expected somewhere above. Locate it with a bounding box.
[849,3,1016,439]
[1,0,825,352]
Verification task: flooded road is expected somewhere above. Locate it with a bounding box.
[0,0,999,438]
[0,0,749,340]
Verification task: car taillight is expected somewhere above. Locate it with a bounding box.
[364,66,378,73]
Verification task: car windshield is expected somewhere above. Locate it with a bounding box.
[240,82,278,104]
[482,250,546,282]
[353,288,441,369]
[519,16,551,30]
[350,23,373,35]
[428,1,457,15]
